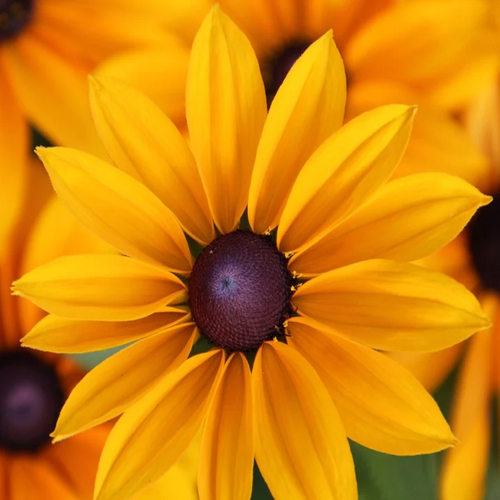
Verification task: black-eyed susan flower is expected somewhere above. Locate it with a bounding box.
[0,0,177,169]
[101,0,495,187]
[391,75,500,500]
[14,8,493,500]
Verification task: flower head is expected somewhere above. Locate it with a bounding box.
[14,8,492,500]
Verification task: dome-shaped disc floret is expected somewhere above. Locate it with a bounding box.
[0,350,65,453]
[468,191,500,293]
[189,230,294,352]
[0,0,34,42]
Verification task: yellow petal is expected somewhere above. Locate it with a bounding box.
[186,6,266,233]
[133,433,201,500]
[199,352,253,500]
[292,259,490,351]
[253,342,357,500]
[53,323,198,440]
[278,105,416,253]
[12,254,186,321]
[440,296,496,500]
[290,173,491,275]
[95,349,225,500]
[287,317,456,455]
[345,0,487,88]
[95,43,190,126]
[3,32,105,156]
[21,308,189,353]
[36,147,192,274]
[249,31,346,234]
[89,75,214,245]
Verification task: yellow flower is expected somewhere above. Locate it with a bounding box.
[14,8,492,500]
[0,157,113,499]
[102,0,496,188]
[392,77,500,500]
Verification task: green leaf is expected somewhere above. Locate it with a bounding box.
[351,441,441,500]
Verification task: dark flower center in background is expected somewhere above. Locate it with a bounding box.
[468,191,500,293]
[0,349,65,453]
[189,230,294,352]
[261,40,310,108]
[0,0,34,42]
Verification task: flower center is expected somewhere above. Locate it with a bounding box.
[189,230,294,352]
[261,40,310,108]
[0,0,34,42]
[0,349,65,453]
[468,191,500,293]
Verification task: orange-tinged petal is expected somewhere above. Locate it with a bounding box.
[290,173,491,275]
[253,342,357,500]
[0,62,28,257]
[12,254,186,321]
[36,147,192,274]
[292,259,490,351]
[278,105,416,252]
[249,31,346,234]
[10,456,75,500]
[186,6,266,233]
[287,317,456,455]
[21,308,189,353]
[89,76,214,245]
[345,0,487,88]
[95,349,225,500]
[53,323,197,440]
[199,352,253,500]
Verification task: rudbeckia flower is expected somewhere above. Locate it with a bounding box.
[13,8,493,500]
[392,76,500,500]
[0,0,176,173]
[0,158,113,499]
[101,0,495,187]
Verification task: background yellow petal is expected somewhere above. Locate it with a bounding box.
[287,318,456,455]
[186,6,266,233]
[292,259,490,351]
[290,173,491,275]
[21,308,190,353]
[345,0,487,89]
[3,33,105,156]
[253,342,357,500]
[95,350,225,500]
[53,323,197,440]
[95,43,190,127]
[440,295,496,500]
[89,76,214,245]
[347,81,491,190]
[199,353,253,500]
[36,147,192,274]
[12,254,186,321]
[278,105,416,253]
[248,31,346,234]
[389,345,463,394]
